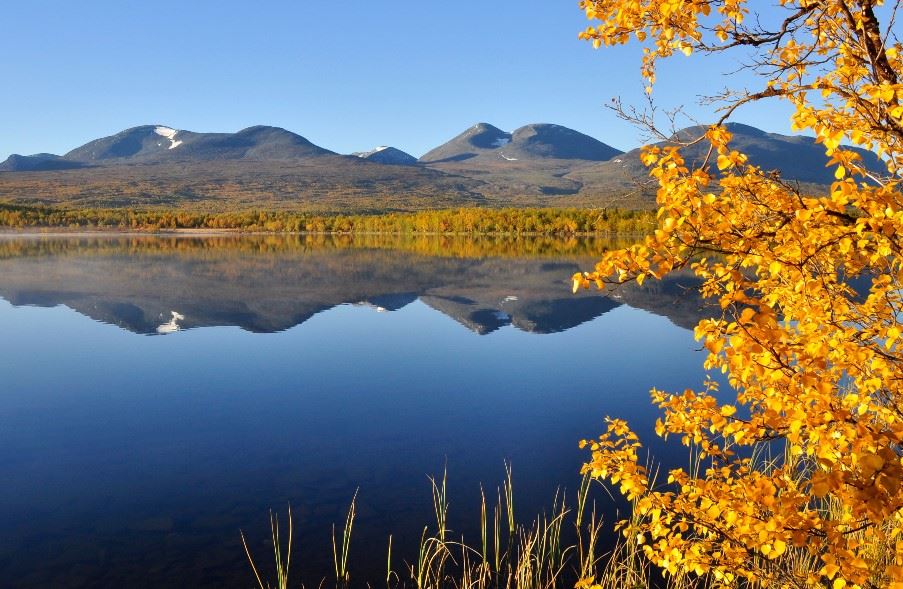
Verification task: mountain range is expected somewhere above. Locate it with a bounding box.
[0,122,878,211]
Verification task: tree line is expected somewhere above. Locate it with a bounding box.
[0,204,654,235]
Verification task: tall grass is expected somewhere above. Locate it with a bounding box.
[241,449,897,589]
[241,508,293,589]
[242,455,896,589]
[333,489,358,588]
[239,468,697,589]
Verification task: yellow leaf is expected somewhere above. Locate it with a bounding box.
[773,539,787,557]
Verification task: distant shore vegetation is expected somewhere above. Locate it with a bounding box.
[0,204,654,235]
[0,232,642,261]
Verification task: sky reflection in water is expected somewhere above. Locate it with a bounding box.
[0,236,713,588]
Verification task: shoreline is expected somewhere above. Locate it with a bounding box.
[0,227,646,239]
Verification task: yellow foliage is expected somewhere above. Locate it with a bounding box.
[576,1,903,588]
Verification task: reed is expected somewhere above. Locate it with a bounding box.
[241,448,896,589]
[332,489,358,588]
[239,468,697,589]
[241,508,293,589]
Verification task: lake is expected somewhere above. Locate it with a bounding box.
[0,234,711,588]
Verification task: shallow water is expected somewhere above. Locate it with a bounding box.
[0,235,712,588]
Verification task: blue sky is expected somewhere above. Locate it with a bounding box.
[0,1,795,159]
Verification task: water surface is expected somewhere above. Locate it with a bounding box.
[0,235,711,588]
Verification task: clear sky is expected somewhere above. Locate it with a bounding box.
[1,1,796,159]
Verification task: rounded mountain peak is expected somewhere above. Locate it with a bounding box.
[419,123,512,163]
[64,125,178,161]
[508,123,621,161]
[352,146,418,166]
[235,125,295,137]
[463,123,511,149]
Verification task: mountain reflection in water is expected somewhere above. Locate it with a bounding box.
[0,234,708,335]
[0,233,714,589]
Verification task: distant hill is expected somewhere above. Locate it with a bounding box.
[417,122,626,200]
[420,122,622,164]
[576,122,885,188]
[352,146,418,166]
[0,153,88,172]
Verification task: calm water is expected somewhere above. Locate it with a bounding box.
[0,235,711,588]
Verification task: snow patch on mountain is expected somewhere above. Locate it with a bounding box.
[492,137,510,147]
[154,126,183,150]
[355,146,391,157]
[157,311,185,334]
[351,146,418,165]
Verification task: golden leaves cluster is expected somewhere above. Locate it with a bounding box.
[575,1,903,587]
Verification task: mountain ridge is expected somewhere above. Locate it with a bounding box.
[576,121,884,187]
[419,122,622,163]
[62,124,336,164]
